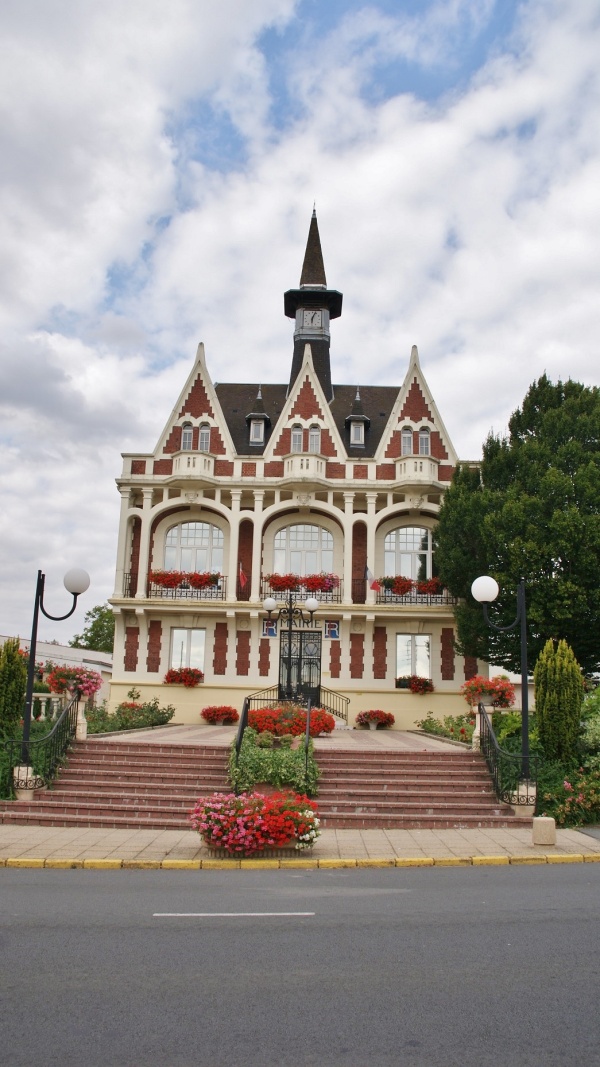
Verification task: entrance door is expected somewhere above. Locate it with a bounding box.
[278,629,322,706]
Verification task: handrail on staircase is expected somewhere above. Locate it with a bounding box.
[234,697,250,762]
[304,699,312,789]
[478,702,538,808]
[1,695,79,799]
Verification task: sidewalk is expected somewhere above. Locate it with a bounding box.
[2,823,599,869]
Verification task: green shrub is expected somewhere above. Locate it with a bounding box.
[415,711,476,743]
[0,638,27,734]
[534,639,584,761]
[86,698,175,733]
[581,716,600,754]
[229,728,320,796]
[537,760,600,827]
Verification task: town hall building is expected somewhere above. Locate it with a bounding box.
[109,213,480,726]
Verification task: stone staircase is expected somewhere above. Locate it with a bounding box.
[0,737,532,830]
[315,749,532,829]
[0,739,230,830]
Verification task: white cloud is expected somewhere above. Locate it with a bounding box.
[1,0,600,639]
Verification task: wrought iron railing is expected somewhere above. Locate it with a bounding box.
[319,686,349,722]
[304,699,312,786]
[375,587,458,606]
[123,572,134,596]
[478,702,538,807]
[1,695,79,798]
[260,578,343,604]
[234,696,250,761]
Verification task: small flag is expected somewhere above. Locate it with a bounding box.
[239,562,248,590]
[365,566,381,592]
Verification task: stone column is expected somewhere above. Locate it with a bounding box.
[250,492,265,602]
[227,490,242,598]
[343,493,354,605]
[366,492,378,606]
[135,489,155,598]
[114,489,131,597]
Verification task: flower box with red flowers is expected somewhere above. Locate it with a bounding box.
[266,573,301,592]
[163,667,204,687]
[355,710,395,729]
[396,675,435,694]
[149,570,220,589]
[460,675,515,708]
[248,705,335,737]
[301,573,339,593]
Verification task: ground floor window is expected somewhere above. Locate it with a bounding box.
[170,628,205,670]
[396,633,431,677]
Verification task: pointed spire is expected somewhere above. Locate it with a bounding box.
[345,385,370,430]
[299,211,327,288]
[246,383,270,424]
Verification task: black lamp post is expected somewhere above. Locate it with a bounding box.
[263,590,319,701]
[21,568,90,765]
[471,575,530,779]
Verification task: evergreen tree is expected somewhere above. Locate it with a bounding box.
[69,604,115,654]
[534,638,584,761]
[0,638,27,734]
[435,375,600,674]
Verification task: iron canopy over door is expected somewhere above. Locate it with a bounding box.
[278,629,322,705]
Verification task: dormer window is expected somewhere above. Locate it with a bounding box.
[401,427,413,456]
[291,425,303,453]
[350,421,364,446]
[250,419,265,444]
[199,423,210,452]
[308,425,321,453]
[181,423,193,451]
[419,428,430,456]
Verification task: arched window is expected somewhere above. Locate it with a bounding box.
[419,428,430,456]
[401,427,413,456]
[199,424,210,452]
[384,526,432,580]
[181,423,193,451]
[273,524,333,575]
[291,425,303,453]
[164,522,224,573]
[308,425,321,453]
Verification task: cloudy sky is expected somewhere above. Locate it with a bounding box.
[1,0,599,641]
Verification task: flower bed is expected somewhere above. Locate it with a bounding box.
[189,791,321,854]
[461,675,515,708]
[355,710,395,729]
[395,675,435,695]
[229,727,320,794]
[163,667,204,687]
[248,705,335,737]
[86,695,176,733]
[201,705,239,724]
[416,711,476,743]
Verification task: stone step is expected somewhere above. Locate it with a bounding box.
[54,775,227,793]
[320,812,532,829]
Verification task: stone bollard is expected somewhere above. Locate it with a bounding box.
[532,816,556,847]
[75,697,88,741]
[13,765,38,802]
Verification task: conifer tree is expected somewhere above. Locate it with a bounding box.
[0,638,27,735]
[534,638,584,761]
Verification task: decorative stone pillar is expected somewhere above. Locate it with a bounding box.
[135,489,155,597]
[227,490,242,597]
[250,492,265,602]
[76,696,88,741]
[343,493,354,604]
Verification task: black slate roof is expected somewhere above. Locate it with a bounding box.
[214,382,400,458]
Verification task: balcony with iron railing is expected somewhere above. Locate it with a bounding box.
[260,576,344,604]
[122,573,228,600]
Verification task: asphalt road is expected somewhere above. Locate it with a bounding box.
[2,866,600,1067]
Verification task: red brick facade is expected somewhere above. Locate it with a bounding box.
[352,523,367,603]
[235,631,250,676]
[129,517,141,591]
[179,376,214,419]
[273,428,292,456]
[258,638,270,676]
[350,633,364,679]
[124,627,139,672]
[399,379,433,422]
[353,464,368,478]
[264,461,284,477]
[146,621,162,673]
[163,426,182,453]
[213,623,228,675]
[376,463,395,480]
[441,627,455,681]
[430,431,448,461]
[153,459,173,475]
[320,429,337,457]
[290,377,324,420]
[214,460,234,476]
[329,640,341,679]
[373,627,387,679]
[464,656,478,680]
[131,460,146,474]
[325,462,345,478]
[241,462,256,477]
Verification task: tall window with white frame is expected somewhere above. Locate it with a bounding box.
[401,427,413,455]
[198,424,210,452]
[308,425,321,453]
[170,628,205,670]
[181,423,193,450]
[384,526,432,580]
[273,524,333,575]
[291,424,303,452]
[250,419,264,444]
[418,427,430,455]
[164,522,224,573]
[396,634,430,678]
[350,421,364,446]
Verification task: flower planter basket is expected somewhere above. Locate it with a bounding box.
[267,573,300,592]
[396,675,435,695]
[189,791,321,855]
[150,570,220,589]
[201,705,239,724]
[355,710,395,729]
[164,668,204,687]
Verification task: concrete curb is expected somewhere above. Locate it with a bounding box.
[3,853,600,870]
